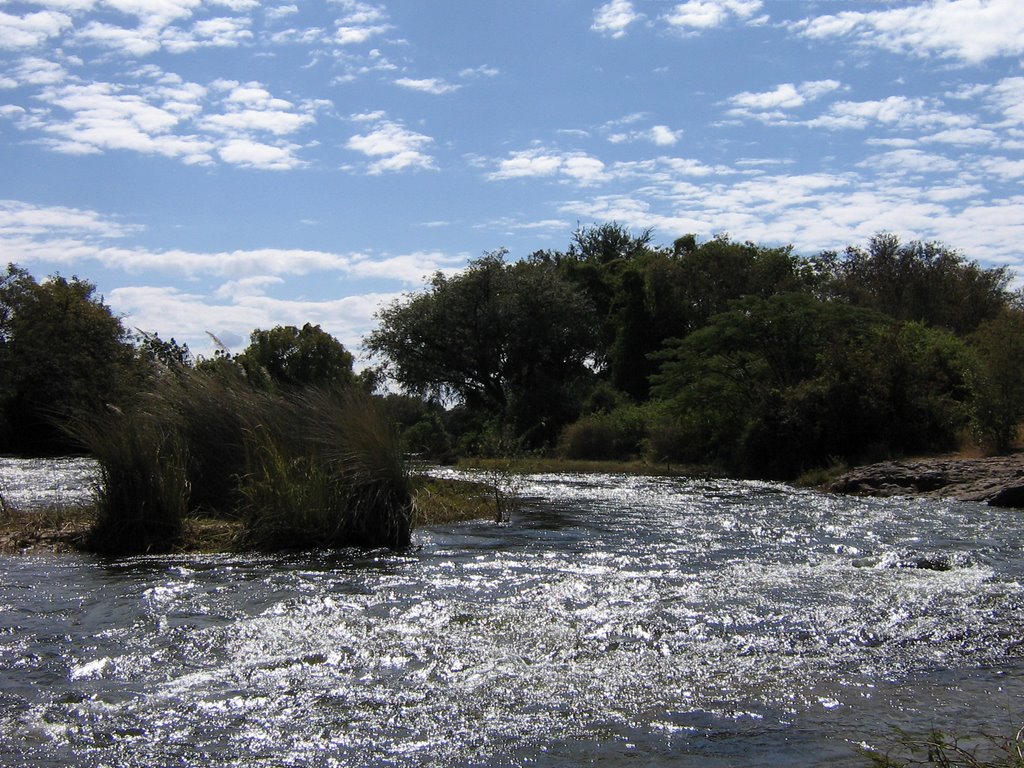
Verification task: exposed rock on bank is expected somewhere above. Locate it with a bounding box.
[827,453,1024,508]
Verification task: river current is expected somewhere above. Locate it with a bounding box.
[1,461,1022,766]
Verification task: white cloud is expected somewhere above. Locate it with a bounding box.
[859,148,960,175]
[807,96,971,131]
[265,5,298,22]
[663,0,764,31]
[330,0,389,45]
[0,199,139,240]
[489,147,607,185]
[161,15,253,52]
[726,79,843,121]
[28,80,215,162]
[0,9,73,50]
[592,0,642,39]
[458,64,499,79]
[989,77,1024,126]
[923,127,999,146]
[1,56,67,87]
[394,77,460,95]
[345,117,436,174]
[217,138,304,170]
[608,124,684,146]
[201,81,316,136]
[75,20,163,56]
[792,0,1024,64]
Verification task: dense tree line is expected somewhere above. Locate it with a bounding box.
[369,226,1023,477]
[3,224,1022,479]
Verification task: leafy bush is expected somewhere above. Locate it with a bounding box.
[558,404,649,460]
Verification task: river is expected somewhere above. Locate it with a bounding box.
[1,461,1022,766]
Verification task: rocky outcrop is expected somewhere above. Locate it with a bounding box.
[827,453,1024,508]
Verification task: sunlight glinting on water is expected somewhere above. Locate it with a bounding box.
[1,466,1022,766]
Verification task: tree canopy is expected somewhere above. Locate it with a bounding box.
[367,250,597,446]
[236,323,355,392]
[0,265,140,453]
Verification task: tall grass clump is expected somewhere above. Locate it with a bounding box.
[70,370,413,555]
[71,408,189,555]
[237,389,413,550]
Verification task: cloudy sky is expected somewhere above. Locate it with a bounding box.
[2,0,1023,362]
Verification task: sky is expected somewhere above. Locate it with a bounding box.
[2,0,1023,364]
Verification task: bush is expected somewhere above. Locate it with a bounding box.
[558,404,648,460]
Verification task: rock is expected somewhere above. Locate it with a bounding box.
[826,453,1024,508]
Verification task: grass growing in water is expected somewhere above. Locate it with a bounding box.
[71,409,189,555]
[237,389,412,550]
[863,728,1024,767]
[68,371,413,555]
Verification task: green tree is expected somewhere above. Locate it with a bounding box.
[237,323,355,392]
[816,233,1012,334]
[651,293,972,477]
[969,309,1024,451]
[366,251,598,447]
[0,265,139,453]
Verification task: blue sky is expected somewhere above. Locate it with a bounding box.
[2,0,1023,363]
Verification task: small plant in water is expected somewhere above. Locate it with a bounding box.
[863,727,1024,768]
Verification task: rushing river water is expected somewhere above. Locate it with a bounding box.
[1,461,1022,767]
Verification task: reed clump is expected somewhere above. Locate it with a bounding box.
[69,371,412,555]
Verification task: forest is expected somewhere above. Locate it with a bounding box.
[3,225,1023,484]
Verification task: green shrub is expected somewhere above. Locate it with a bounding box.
[558,404,649,460]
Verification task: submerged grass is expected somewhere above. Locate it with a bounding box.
[0,496,92,553]
[863,727,1024,767]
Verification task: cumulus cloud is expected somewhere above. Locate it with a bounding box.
[608,124,684,146]
[726,79,842,120]
[0,9,73,50]
[791,0,1024,64]
[7,69,318,169]
[592,0,642,38]
[200,80,317,137]
[807,95,972,131]
[663,0,764,32]
[345,116,436,174]
[394,77,460,95]
[217,138,304,170]
[330,0,389,45]
[489,147,607,186]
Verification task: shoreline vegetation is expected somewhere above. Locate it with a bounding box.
[0,475,501,555]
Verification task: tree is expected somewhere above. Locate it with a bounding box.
[237,323,355,392]
[816,234,1012,334]
[969,309,1024,451]
[0,265,139,453]
[366,251,598,446]
[651,293,972,477]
